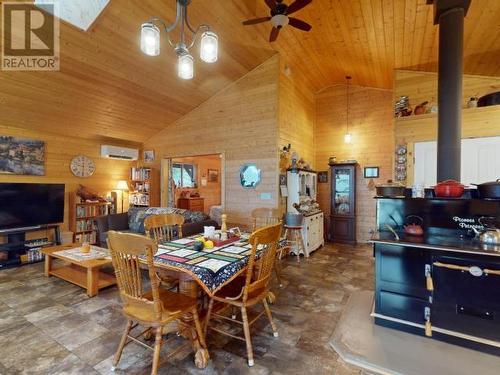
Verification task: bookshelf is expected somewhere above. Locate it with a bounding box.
[129,167,153,207]
[69,192,111,244]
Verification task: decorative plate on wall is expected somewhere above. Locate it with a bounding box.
[70,155,95,178]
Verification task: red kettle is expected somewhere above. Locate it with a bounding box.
[404,215,424,236]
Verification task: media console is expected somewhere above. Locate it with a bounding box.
[0,225,61,269]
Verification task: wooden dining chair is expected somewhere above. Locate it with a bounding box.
[251,208,290,288]
[144,213,185,242]
[204,223,282,367]
[107,231,209,375]
[144,213,185,291]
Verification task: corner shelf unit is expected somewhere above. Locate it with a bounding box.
[69,192,111,244]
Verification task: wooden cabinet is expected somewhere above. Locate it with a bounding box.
[178,197,204,212]
[302,212,324,255]
[329,162,357,244]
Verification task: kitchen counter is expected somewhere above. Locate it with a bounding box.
[370,232,500,257]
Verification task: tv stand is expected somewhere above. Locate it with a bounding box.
[0,225,61,269]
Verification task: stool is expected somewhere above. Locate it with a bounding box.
[283,225,308,262]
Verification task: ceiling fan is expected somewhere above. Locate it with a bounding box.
[242,0,313,42]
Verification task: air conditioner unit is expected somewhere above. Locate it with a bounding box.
[100,145,139,161]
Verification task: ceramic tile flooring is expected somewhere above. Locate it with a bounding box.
[0,243,374,374]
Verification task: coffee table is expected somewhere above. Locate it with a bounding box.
[42,244,116,297]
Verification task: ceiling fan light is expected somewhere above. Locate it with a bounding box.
[178,52,194,80]
[200,31,218,63]
[270,14,289,28]
[140,22,160,56]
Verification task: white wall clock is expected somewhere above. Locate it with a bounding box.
[70,155,96,178]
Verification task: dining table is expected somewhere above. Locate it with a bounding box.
[150,232,257,298]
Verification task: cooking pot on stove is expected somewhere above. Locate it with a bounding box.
[472,179,500,199]
[471,217,500,245]
[433,180,465,198]
[376,180,406,198]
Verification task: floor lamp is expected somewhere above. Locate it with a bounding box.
[116,180,129,213]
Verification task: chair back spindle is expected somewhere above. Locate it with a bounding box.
[144,214,185,242]
[251,208,282,231]
[243,223,282,302]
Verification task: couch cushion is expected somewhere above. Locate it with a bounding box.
[108,212,129,231]
[145,207,209,224]
[128,206,148,233]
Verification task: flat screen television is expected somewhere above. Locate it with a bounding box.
[0,183,65,231]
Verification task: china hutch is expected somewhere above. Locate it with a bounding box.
[286,168,324,254]
[329,162,357,244]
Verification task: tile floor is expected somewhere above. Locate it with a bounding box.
[0,243,374,374]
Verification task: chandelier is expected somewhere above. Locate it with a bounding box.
[140,0,219,80]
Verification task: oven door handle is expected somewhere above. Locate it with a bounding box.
[433,262,470,272]
[434,262,500,277]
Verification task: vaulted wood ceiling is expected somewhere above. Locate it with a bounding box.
[1,0,499,142]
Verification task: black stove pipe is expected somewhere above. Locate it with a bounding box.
[431,0,471,182]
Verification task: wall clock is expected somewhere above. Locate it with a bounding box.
[70,155,96,178]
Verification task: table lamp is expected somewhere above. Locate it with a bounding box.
[116,180,129,213]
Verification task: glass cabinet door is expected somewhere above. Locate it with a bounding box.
[334,168,352,215]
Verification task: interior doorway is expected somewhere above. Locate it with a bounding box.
[160,154,224,217]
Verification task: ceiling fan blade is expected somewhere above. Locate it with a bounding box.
[288,17,312,31]
[242,17,271,25]
[264,0,276,9]
[286,0,312,15]
[270,27,280,42]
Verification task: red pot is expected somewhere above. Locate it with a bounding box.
[434,180,465,198]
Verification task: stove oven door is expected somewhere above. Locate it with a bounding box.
[432,254,500,343]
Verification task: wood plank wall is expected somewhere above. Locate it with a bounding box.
[0,125,135,238]
[394,70,500,185]
[315,85,394,242]
[278,61,316,212]
[145,56,280,228]
[172,155,222,215]
[278,63,316,168]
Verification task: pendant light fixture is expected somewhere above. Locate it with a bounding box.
[344,76,352,143]
[140,0,218,80]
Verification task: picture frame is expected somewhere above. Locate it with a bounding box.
[208,168,219,183]
[0,136,45,175]
[364,166,379,178]
[144,150,155,163]
[318,171,328,183]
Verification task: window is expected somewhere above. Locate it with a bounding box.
[172,163,197,188]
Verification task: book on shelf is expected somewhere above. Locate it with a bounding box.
[75,231,97,244]
[76,204,109,218]
[131,167,151,181]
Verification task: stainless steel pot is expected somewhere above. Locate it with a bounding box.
[284,213,304,227]
[471,217,500,245]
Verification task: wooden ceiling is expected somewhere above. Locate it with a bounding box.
[1,0,499,142]
[255,0,500,91]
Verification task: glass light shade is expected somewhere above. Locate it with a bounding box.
[344,133,352,143]
[178,53,194,80]
[140,23,160,56]
[116,180,129,191]
[200,31,218,63]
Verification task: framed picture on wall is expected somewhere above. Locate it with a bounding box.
[318,171,328,183]
[0,136,45,175]
[208,168,219,183]
[144,150,155,163]
[279,174,287,186]
[364,166,379,178]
